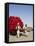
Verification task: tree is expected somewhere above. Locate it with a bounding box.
[8,16,24,34]
[25,24,27,27]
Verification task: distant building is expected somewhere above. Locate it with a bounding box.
[26,27,33,32]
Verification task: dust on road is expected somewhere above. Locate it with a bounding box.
[9,31,33,42]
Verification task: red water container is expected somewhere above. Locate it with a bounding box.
[8,16,24,35]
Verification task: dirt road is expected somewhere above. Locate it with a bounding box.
[9,31,33,42]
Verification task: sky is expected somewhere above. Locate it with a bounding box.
[9,4,33,27]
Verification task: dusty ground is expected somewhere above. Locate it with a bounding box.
[9,31,33,42]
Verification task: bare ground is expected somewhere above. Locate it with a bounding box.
[9,31,33,42]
